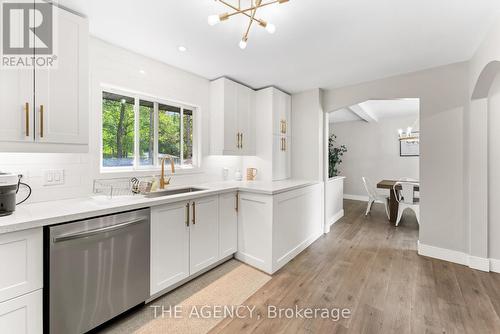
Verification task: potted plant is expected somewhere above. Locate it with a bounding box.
[329,133,347,178]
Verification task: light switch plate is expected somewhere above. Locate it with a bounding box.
[43,169,65,186]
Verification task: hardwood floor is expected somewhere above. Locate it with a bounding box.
[210,199,500,334]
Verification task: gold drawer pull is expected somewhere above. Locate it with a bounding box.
[192,202,196,225]
[25,102,30,136]
[39,105,44,138]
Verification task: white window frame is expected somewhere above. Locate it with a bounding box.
[99,86,200,175]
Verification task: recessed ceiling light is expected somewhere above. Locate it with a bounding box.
[139,69,146,75]
[178,46,187,52]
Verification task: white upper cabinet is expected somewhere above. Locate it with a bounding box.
[0,4,88,152]
[0,69,33,143]
[35,7,89,145]
[273,89,292,137]
[255,87,292,181]
[210,78,256,155]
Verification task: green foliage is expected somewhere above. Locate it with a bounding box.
[102,99,134,160]
[158,111,181,161]
[329,133,347,178]
[102,97,194,167]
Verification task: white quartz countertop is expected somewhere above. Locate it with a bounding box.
[0,179,318,234]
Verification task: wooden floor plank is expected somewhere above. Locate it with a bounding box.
[207,200,500,334]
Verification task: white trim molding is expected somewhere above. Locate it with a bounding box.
[418,241,498,273]
[329,209,344,227]
[490,258,500,273]
[344,194,383,203]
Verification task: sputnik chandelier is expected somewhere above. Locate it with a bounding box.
[207,0,290,49]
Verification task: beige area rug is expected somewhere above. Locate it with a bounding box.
[99,260,271,334]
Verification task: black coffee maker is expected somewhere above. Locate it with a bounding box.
[0,173,31,216]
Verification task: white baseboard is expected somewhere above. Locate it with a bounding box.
[343,194,368,202]
[417,241,468,266]
[469,255,491,272]
[490,258,500,273]
[328,209,344,226]
[344,194,383,204]
[417,241,498,273]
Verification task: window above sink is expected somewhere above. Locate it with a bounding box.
[100,87,199,173]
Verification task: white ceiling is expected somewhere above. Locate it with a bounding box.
[329,99,419,123]
[58,0,500,93]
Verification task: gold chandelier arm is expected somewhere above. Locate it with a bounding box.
[219,0,266,26]
[243,0,261,40]
[224,0,284,19]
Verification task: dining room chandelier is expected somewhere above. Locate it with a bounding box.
[207,0,290,49]
[398,127,419,143]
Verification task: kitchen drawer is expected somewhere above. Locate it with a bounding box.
[0,289,43,334]
[0,228,43,303]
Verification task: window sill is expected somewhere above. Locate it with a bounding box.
[99,167,204,179]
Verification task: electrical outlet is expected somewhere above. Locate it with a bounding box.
[43,169,65,186]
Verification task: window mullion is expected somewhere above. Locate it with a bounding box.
[180,107,184,167]
[133,97,139,169]
[154,102,159,168]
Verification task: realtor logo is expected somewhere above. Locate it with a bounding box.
[1,0,57,68]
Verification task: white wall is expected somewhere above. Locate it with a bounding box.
[330,116,419,198]
[0,38,244,204]
[322,62,468,253]
[488,75,500,260]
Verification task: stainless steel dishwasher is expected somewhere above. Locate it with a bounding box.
[47,208,150,334]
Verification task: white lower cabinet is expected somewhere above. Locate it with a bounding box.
[0,228,43,334]
[150,201,190,296]
[150,193,237,296]
[219,192,238,258]
[189,196,219,275]
[0,228,43,302]
[236,183,324,274]
[0,289,43,334]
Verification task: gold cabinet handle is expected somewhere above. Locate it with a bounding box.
[39,105,44,138]
[236,133,240,149]
[284,121,287,134]
[284,137,287,151]
[240,132,243,149]
[235,192,239,212]
[192,202,196,225]
[25,102,30,136]
[186,202,190,227]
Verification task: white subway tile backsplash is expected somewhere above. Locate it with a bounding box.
[0,153,92,204]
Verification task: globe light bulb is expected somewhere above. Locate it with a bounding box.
[208,14,221,26]
[239,39,248,50]
[266,23,276,34]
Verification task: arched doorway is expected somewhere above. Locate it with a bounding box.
[469,60,500,271]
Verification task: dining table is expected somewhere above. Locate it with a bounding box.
[377,180,420,225]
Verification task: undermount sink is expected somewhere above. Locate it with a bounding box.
[144,187,206,198]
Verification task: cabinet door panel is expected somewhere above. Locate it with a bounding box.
[0,228,43,303]
[151,202,190,295]
[273,135,290,181]
[0,69,33,142]
[0,289,42,334]
[223,79,239,154]
[219,192,238,258]
[35,7,88,144]
[190,196,219,275]
[273,90,291,136]
[237,85,255,155]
